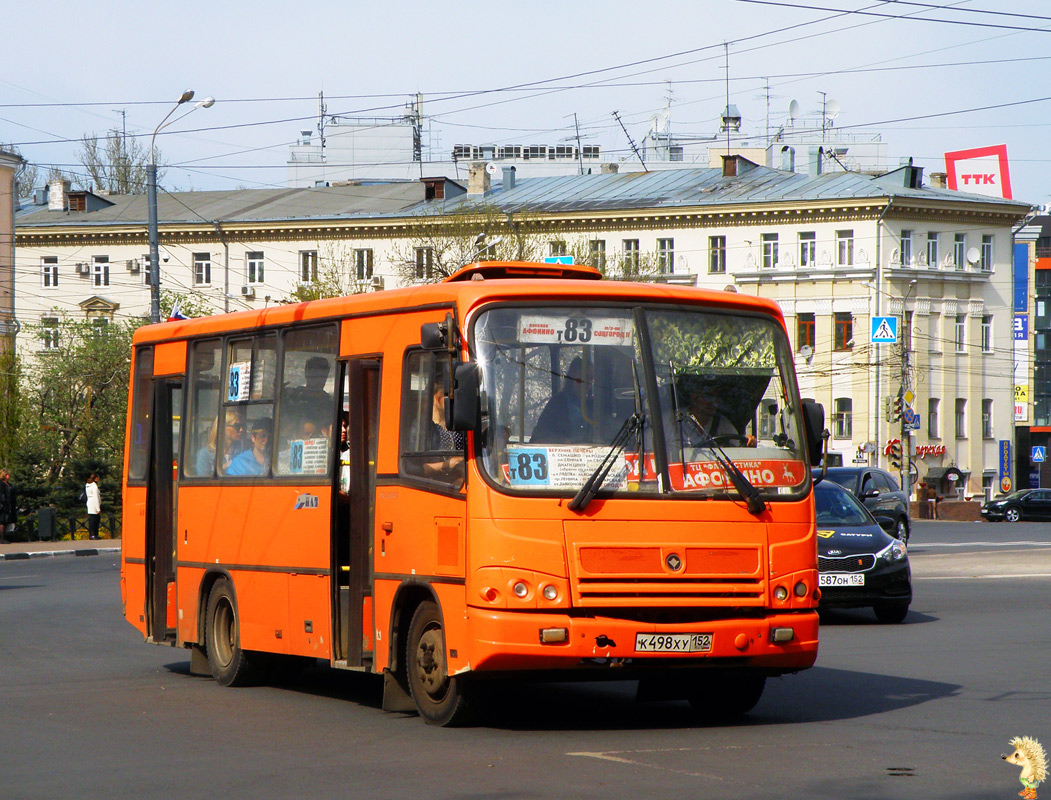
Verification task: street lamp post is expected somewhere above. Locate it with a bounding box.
[148,90,214,323]
[899,278,918,491]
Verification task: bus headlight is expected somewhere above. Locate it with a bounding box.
[542,584,558,602]
[513,581,529,598]
[773,585,788,601]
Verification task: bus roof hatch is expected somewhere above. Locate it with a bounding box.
[444,261,602,283]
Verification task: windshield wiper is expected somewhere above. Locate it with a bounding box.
[680,411,767,516]
[568,413,643,512]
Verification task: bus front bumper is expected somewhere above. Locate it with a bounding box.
[463,608,818,674]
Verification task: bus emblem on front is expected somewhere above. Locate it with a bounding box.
[666,553,683,571]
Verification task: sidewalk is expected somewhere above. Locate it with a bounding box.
[0,536,120,561]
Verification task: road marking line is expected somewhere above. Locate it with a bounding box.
[919,541,1051,548]
[566,750,724,780]
[920,573,1051,580]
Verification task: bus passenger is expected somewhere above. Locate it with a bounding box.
[423,385,464,479]
[227,418,272,476]
[196,409,245,475]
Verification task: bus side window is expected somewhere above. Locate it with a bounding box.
[399,351,464,488]
[275,326,338,476]
[185,339,222,478]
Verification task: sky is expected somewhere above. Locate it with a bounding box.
[4,0,1051,204]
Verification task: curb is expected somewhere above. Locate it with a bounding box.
[0,546,120,561]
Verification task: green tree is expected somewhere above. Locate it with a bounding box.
[282,242,367,303]
[567,236,663,281]
[11,317,139,530]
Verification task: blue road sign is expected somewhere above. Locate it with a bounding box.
[543,256,575,265]
[871,316,898,343]
[903,406,921,431]
[1033,446,1046,463]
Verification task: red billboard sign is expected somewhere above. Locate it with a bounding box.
[944,144,1012,199]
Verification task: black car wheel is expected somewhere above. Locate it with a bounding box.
[895,517,909,545]
[1004,506,1022,523]
[873,601,909,624]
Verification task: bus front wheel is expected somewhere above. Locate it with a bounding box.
[405,600,471,726]
[205,578,254,687]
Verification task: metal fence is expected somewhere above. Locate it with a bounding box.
[11,509,122,542]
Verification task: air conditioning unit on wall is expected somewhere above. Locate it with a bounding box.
[126,259,140,273]
[75,262,89,275]
[241,285,255,299]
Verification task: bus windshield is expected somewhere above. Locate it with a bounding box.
[474,304,808,500]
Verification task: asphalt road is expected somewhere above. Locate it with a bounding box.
[1,523,1048,799]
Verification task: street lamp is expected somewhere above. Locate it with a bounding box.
[148,90,214,323]
[898,278,919,490]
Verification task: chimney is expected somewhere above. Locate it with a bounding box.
[780,146,796,172]
[502,165,516,190]
[600,163,619,174]
[722,154,739,178]
[930,172,947,189]
[808,147,824,177]
[468,162,491,196]
[48,178,70,211]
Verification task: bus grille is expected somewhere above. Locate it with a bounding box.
[571,545,764,607]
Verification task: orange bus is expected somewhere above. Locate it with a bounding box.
[121,261,825,726]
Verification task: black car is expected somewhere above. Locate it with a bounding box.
[981,489,1051,522]
[816,466,911,545]
[815,479,912,624]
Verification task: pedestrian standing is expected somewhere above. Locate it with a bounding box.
[0,468,15,544]
[85,473,102,540]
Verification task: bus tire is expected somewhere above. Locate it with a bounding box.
[687,672,765,719]
[205,578,254,687]
[405,600,472,726]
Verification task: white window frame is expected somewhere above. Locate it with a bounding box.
[954,314,966,353]
[657,238,674,274]
[955,398,967,439]
[41,256,59,288]
[709,236,726,274]
[761,233,778,269]
[355,248,374,280]
[926,232,938,268]
[193,252,212,286]
[981,315,992,353]
[299,250,318,283]
[589,239,606,269]
[982,398,994,439]
[798,232,816,268]
[836,230,854,266]
[953,233,966,271]
[245,252,265,285]
[415,247,434,281]
[928,398,940,439]
[40,315,60,350]
[622,239,640,272]
[981,234,994,271]
[900,230,913,266]
[91,255,110,287]
[833,397,853,439]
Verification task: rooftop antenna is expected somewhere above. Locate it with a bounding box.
[565,112,585,174]
[724,42,731,156]
[317,91,327,160]
[612,110,647,172]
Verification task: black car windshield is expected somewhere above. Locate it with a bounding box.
[815,482,872,525]
[472,304,808,500]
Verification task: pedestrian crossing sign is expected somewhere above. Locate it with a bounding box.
[871,316,898,343]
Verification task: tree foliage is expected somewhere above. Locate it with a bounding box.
[78,128,160,194]
[389,204,547,285]
[10,318,139,526]
[282,242,369,303]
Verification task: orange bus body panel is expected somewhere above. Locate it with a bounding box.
[153,341,186,376]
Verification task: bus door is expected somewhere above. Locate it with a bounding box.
[335,358,380,666]
[146,378,181,643]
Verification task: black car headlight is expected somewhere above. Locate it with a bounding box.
[877,541,907,563]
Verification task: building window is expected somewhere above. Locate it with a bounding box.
[981,234,994,271]
[355,249,374,280]
[414,247,434,281]
[981,315,992,353]
[193,253,212,286]
[300,250,318,283]
[954,314,966,353]
[955,398,966,439]
[91,256,109,287]
[709,236,726,274]
[833,397,853,439]
[761,233,778,269]
[246,251,264,285]
[589,239,606,269]
[928,398,940,439]
[798,232,816,268]
[900,230,912,266]
[40,316,60,350]
[657,238,674,274]
[928,314,941,353]
[549,240,567,257]
[982,398,994,439]
[834,312,853,351]
[953,233,966,270]
[622,239,640,273]
[836,230,854,266]
[797,313,815,351]
[926,232,939,268]
[41,256,58,288]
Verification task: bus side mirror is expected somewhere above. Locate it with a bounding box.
[421,312,459,351]
[447,361,481,432]
[802,400,825,465]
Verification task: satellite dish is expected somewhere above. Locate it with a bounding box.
[788,99,800,121]
[799,345,813,360]
[826,99,841,120]
[485,163,498,175]
[861,442,876,454]
[966,247,981,265]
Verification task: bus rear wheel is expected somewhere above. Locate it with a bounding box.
[405,600,471,726]
[687,672,766,719]
[205,578,254,687]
